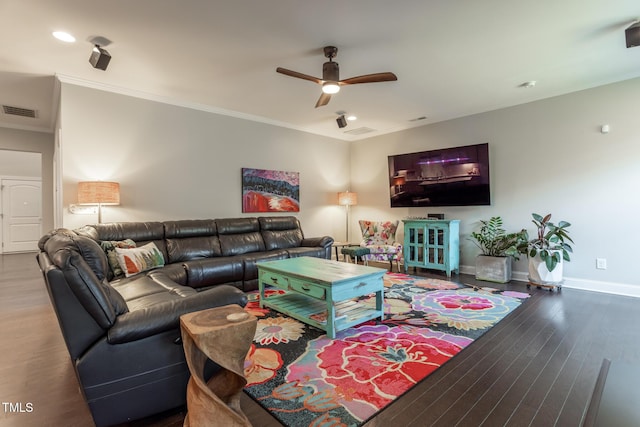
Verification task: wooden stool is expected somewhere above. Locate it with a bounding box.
[180,305,257,427]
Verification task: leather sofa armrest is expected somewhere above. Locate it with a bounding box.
[107,285,247,344]
[301,236,334,248]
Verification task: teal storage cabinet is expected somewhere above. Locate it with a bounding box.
[402,219,460,277]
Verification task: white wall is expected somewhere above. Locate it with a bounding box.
[59,83,350,240]
[0,150,41,177]
[57,78,640,295]
[0,128,54,233]
[351,77,640,295]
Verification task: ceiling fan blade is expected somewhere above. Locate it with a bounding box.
[315,92,331,108]
[276,67,323,84]
[340,72,398,85]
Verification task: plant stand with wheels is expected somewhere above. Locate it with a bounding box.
[527,250,564,292]
[518,213,573,294]
[527,281,562,292]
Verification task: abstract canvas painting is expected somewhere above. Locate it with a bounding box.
[242,168,300,212]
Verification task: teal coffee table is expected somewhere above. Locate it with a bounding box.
[257,257,386,338]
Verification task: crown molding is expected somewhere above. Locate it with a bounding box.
[0,121,53,134]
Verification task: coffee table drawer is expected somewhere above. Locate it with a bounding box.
[260,271,290,290]
[288,279,325,300]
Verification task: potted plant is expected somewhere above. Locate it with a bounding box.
[469,216,527,283]
[517,213,573,288]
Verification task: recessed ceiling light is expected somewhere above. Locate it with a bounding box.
[520,81,537,88]
[346,115,357,121]
[53,31,76,43]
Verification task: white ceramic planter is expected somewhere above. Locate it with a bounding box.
[528,251,563,285]
[475,255,512,283]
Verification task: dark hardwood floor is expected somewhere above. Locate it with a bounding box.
[2,252,638,427]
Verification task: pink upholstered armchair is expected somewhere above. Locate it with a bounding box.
[358,220,403,271]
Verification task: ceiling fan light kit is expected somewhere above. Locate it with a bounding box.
[276,45,397,108]
[322,82,340,94]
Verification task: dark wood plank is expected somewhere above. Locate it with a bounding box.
[0,253,95,427]
[432,297,574,426]
[2,254,639,427]
[581,358,611,427]
[400,306,552,425]
[496,292,595,425]
[406,295,565,426]
[555,294,640,426]
[368,284,549,426]
[527,291,615,427]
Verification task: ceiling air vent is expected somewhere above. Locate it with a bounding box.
[344,127,376,135]
[2,105,37,118]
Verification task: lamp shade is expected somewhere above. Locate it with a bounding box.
[78,181,120,205]
[338,191,358,206]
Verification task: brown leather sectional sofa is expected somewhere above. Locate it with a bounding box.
[37,216,333,426]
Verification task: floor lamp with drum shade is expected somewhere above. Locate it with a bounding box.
[77,181,120,223]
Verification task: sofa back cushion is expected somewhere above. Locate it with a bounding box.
[216,217,266,256]
[43,230,128,329]
[164,220,222,263]
[81,222,168,261]
[259,216,303,250]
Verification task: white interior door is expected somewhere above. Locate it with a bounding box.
[1,179,42,253]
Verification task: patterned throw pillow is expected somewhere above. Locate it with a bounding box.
[115,242,165,278]
[100,239,137,278]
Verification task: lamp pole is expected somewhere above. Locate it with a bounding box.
[337,191,358,243]
[345,203,350,241]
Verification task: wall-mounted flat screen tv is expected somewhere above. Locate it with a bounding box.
[388,143,490,207]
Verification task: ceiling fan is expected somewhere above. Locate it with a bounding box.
[276,46,398,108]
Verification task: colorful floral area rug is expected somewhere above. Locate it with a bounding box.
[243,273,530,427]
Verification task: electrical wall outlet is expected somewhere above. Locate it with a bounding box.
[596,258,607,270]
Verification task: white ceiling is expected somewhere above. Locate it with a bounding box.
[1,0,639,140]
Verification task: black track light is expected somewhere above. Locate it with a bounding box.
[336,114,347,128]
[626,21,640,48]
[89,45,111,70]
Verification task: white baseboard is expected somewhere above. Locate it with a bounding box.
[460,264,640,298]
